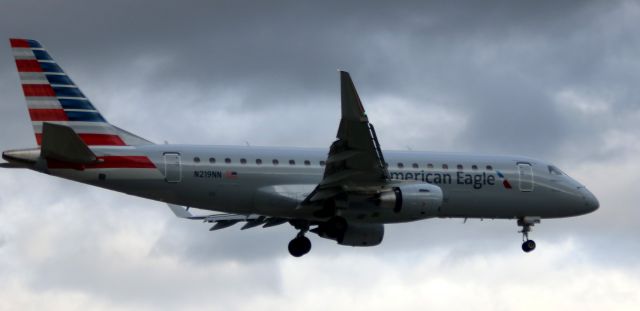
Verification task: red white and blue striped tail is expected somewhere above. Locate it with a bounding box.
[10,38,152,147]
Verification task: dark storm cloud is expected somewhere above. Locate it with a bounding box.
[2,0,635,159]
[1,1,640,309]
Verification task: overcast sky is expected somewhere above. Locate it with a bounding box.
[1,0,639,310]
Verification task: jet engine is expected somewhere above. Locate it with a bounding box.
[377,183,443,218]
[338,223,384,246]
[312,222,384,246]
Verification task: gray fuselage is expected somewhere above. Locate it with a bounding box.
[44,144,599,224]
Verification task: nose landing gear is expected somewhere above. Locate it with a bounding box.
[521,239,536,252]
[518,217,540,253]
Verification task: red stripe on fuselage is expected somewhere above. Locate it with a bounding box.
[34,133,126,146]
[23,84,55,96]
[47,156,156,169]
[10,39,30,48]
[79,134,126,146]
[16,60,42,72]
[95,156,156,168]
[29,109,68,121]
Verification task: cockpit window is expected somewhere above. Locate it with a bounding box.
[548,165,564,175]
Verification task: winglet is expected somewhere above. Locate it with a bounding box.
[168,204,193,218]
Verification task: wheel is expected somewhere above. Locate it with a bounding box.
[288,236,312,257]
[521,240,536,253]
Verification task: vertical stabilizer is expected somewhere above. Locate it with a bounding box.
[10,38,152,147]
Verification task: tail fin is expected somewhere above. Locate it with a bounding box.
[9,38,152,146]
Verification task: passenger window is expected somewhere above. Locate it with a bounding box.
[194,157,200,163]
[472,165,478,170]
[225,158,231,164]
[486,165,493,171]
[289,160,295,165]
[412,163,419,169]
[304,160,311,166]
[442,164,448,170]
[272,159,279,165]
[319,161,326,166]
[427,163,434,169]
[397,163,404,169]
[209,157,216,164]
[240,158,247,164]
[457,164,463,170]
[256,159,262,165]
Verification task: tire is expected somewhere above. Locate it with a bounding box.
[288,236,312,257]
[521,240,536,253]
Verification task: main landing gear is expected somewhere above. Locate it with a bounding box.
[518,217,540,253]
[287,216,348,257]
[288,220,311,257]
[288,234,311,257]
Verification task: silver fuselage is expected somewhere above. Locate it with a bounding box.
[35,144,598,224]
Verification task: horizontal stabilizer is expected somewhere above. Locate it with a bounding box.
[40,122,97,164]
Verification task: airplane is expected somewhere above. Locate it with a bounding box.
[1,38,599,257]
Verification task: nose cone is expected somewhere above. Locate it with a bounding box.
[581,188,599,214]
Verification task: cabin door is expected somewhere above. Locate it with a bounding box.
[517,162,534,192]
[164,153,182,183]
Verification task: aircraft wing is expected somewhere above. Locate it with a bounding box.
[168,204,288,230]
[303,71,390,204]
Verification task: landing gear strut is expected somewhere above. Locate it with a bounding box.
[288,221,311,257]
[518,217,540,253]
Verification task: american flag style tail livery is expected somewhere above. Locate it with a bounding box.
[10,38,151,147]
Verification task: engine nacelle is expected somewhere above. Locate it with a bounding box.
[312,222,384,247]
[378,183,443,218]
[339,223,384,246]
